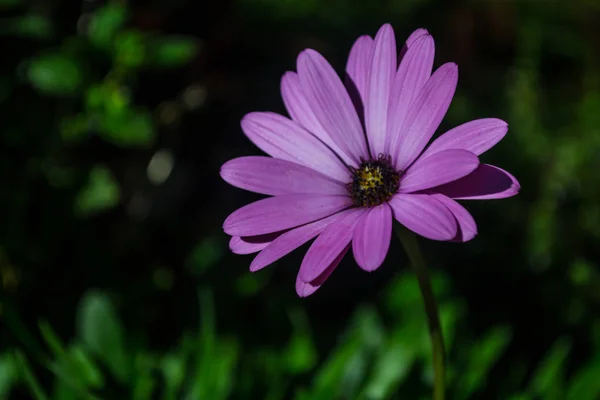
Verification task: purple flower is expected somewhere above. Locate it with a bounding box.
[221,24,519,297]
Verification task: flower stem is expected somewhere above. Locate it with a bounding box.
[394,224,445,400]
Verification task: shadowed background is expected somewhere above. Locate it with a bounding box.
[1,0,600,399]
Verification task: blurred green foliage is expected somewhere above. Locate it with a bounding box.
[1,0,600,399]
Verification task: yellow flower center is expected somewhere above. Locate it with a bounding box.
[349,155,400,207]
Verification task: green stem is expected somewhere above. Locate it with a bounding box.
[394,224,445,400]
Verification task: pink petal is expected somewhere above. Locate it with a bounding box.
[297,49,369,164]
[249,212,343,272]
[386,34,435,156]
[365,24,397,157]
[241,112,350,182]
[421,118,508,159]
[281,72,355,167]
[230,234,278,255]
[399,28,430,59]
[223,194,352,236]
[352,203,393,272]
[430,194,477,242]
[220,156,347,196]
[433,164,520,200]
[393,63,459,171]
[295,246,348,297]
[388,193,457,241]
[345,35,374,105]
[298,208,365,283]
[399,149,479,193]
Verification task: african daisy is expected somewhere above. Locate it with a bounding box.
[221,24,519,296]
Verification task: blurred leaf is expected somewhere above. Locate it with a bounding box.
[566,359,600,400]
[88,3,127,49]
[528,337,571,398]
[60,113,92,142]
[67,345,105,388]
[185,289,239,400]
[0,15,53,39]
[132,353,156,400]
[161,353,186,399]
[14,350,49,400]
[360,328,418,400]
[0,353,17,396]
[77,291,129,382]
[38,320,66,359]
[456,325,513,399]
[114,30,146,68]
[49,345,104,400]
[27,53,82,96]
[508,395,533,400]
[186,237,225,275]
[147,36,197,68]
[101,108,156,147]
[75,165,120,216]
[308,308,383,399]
[0,0,20,8]
[284,309,317,374]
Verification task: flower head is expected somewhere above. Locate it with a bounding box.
[221,24,519,297]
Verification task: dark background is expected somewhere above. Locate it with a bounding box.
[1,0,600,399]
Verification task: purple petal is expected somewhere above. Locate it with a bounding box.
[399,28,430,59]
[223,194,352,236]
[421,118,508,159]
[430,194,477,242]
[365,24,397,157]
[298,208,365,283]
[230,234,278,255]
[241,112,350,182]
[388,193,457,241]
[345,35,374,105]
[220,156,347,196]
[296,246,348,297]
[386,34,435,156]
[399,149,479,193]
[281,72,355,166]
[297,49,369,164]
[352,203,392,272]
[393,63,459,171]
[433,164,520,200]
[249,211,343,272]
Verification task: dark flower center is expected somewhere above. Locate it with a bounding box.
[348,155,400,208]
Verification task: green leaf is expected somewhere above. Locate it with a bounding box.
[14,350,49,400]
[185,289,239,400]
[528,337,571,397]
[75,165,120,216]
[0,15,53,39]
[148,36,197,67]
[114,30,146,68]
[101,108,156,147]
[88,3,127,49]
[360,329,418,400]
[308,308,383,399]
[76,291,129,382]
[566,360,600,400]
[456,325,513,399]
[161,353,186,398]
[0,353,18,396]
[186,237,225,275]
[284,309,317,374]
[67,345,105,388]
[27,53,82,96]
[0,0,20,9]
[132,353,156,400]
[38,320,66,358]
